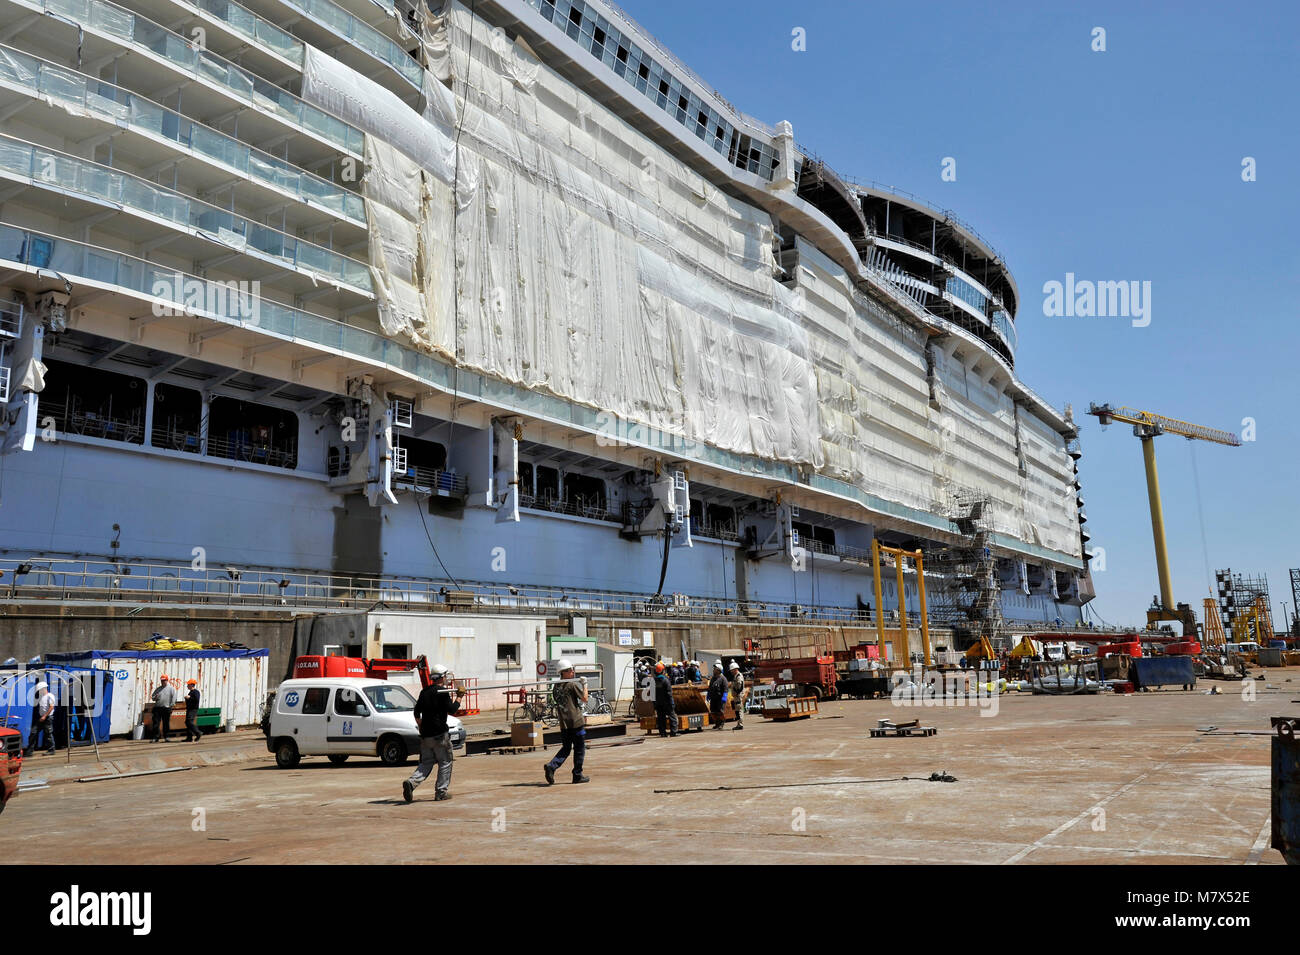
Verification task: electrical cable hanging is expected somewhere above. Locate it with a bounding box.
[654,528,671,597]
[415,492,461,589]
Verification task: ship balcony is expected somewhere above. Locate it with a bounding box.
[240,0,424,99]
[127,0,307,74]
[5,0,364,165]
[0,361,10,403]
[0,45,366,227]
[0,134,373,302]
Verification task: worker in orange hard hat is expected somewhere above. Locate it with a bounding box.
[150,674,176,743]
[653,660,677,738]
[183,678,202,743]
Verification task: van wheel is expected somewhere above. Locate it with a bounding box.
[275,739,300,769]
[378,736,407,766]
[327,754,349,765]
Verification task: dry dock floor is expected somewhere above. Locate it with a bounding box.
[8,671,1296,864]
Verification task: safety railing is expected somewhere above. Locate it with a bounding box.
[0,134,372,292]
[17,0,363,156]
[0,362,9,403]
[0,295,21,337]
[279,0,423,89]
[0,556,1116,634]
[189,0,304,66]
[0,44,365,222]
[0,224,385,358]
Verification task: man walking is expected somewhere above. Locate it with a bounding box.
[24,680,56,756]
[404,663,460,802]
[728,661,746,730]
[183,679,202,742]
[543,659,590,785]
[707,662,728,730]
[151,674,176,743]
[653,661,677,737]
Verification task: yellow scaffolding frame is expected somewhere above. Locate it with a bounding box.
[872,540,932,667]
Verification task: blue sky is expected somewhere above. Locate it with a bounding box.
[624,0,1300,629]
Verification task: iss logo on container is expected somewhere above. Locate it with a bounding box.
[283,691,300,708]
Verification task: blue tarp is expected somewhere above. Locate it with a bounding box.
[0,667,114,748]
[1132,656,1196,689]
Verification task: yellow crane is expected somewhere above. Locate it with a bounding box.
[1087,404,1241,639]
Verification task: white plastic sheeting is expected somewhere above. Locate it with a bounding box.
[297,0,1079,559]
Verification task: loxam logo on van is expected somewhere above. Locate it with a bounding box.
[283,691,300,707]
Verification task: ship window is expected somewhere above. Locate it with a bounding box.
[41,358,145,445]
[392,436,447,485]
[563,473,606,515]
[518,461,534,502]
[812,526,836,549]
[568,5,581,25]
[705,503,736,536]
[152,382,201,453]
[536,465,559,504]
[206,396,297,469]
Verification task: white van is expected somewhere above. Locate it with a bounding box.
[265,677,465,769]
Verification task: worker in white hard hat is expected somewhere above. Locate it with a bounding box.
[684,659,702,683]
[543,659,590,784]
[25,680,57,756]
[404,663,461,803]
[728,661,746,730]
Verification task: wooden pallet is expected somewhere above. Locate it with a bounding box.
[639,712,715,733]
[870,719,936,738]
[762,696,819,721]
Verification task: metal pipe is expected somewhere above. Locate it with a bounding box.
[872,539,887,660]
[1141,436,1175,609]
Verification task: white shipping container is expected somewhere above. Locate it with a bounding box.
[45,651,269,736]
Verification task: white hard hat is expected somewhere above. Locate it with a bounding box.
[36,681,48,690]
[713,661,723,670]
[557,658,574,671]
[728,661,740,670]
[429,663,448,678]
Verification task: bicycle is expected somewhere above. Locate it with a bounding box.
[583,688,612,716]
[511,689,559,727]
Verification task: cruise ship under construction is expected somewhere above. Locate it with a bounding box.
[0,0,1094,660]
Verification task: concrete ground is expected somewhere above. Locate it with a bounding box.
[6,671,1296,864]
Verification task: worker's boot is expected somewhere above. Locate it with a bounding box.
[543,763,555,785]
[572,774,590,784]
[402,780,413,803]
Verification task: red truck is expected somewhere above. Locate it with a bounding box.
[0,726,22,814]
[755,655,838,700]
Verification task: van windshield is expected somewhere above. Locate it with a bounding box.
[364,684,417,712]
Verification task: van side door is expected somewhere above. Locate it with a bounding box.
[329,685,375,752]
[295,686,331,754]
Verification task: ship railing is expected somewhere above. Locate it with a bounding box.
[0,295,22,338]
[0,132,372,293]
[0,556,891,623]
[0,557,1114,629]
[16,0,365,156]
[0,45,365,222]
[0,362,9,403]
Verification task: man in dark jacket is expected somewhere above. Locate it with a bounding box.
[543,659,589,785]
[403,663,460,803]
[653,662,677,737]
[708,662,728,729]
[183,679,202,742]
